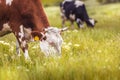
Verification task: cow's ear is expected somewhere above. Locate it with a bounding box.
[31,31,44,41]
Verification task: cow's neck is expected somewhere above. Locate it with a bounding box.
[33,0,50,31]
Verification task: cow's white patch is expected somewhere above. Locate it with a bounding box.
[21,40,27,48]
[2,23,12,31]
[40,27,63,56]
[89,19,95,26]
[0,23,12,36]
[24,27,32,41]
[75,0,84,8]
[79,24,84,28]
[6,0,13,6]
[24,49,30,60]
[18,25,24,42]
[16,41,21,56]
[64,0,73,2]
[64,0,72,1]
[63,0,73,5]
[69,14,75,20]
[76,18,84,28]
[76,18,81,23]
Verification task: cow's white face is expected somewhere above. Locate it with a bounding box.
[89,19,97,27]
[40,27,67,56]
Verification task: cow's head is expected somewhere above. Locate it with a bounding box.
[87,18,97,27]
[39,27,68,56]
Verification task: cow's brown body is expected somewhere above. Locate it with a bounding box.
[0,0,50,60]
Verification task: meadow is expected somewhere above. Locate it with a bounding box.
[0,2,120,80]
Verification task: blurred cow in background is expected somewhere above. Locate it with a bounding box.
[60,0,97,29]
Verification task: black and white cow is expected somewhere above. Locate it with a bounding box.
[60,0,97,28]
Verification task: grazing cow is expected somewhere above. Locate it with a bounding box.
[0,0,64,60]
[60,0,97,28]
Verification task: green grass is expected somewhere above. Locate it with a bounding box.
[42,0,62,6]
[0,3,120,80]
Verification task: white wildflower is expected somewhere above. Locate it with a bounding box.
[4,54,8,57]
[74,44,80,47]
[68,42,72,46]
[25,69,30,72]
[0,41,10,46]
[63,45,71,50]
[66,30,71,33]
[73,29,78,32]
[32,45,39,49]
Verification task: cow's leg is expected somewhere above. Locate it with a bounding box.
[60,10,66,28]
[20,41,30,60]
[76,18,84,28]
[16,40,21,56]
[70,21,74,29]
[61,15,66,28]
[62,19,65,27]
[16,25,30,60]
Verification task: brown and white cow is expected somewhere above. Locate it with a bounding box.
[0,0,65,60]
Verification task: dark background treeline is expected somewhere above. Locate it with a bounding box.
[42,0,120,6]
[97,0,120,3]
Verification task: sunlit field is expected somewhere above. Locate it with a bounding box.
[0,3,120,80]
